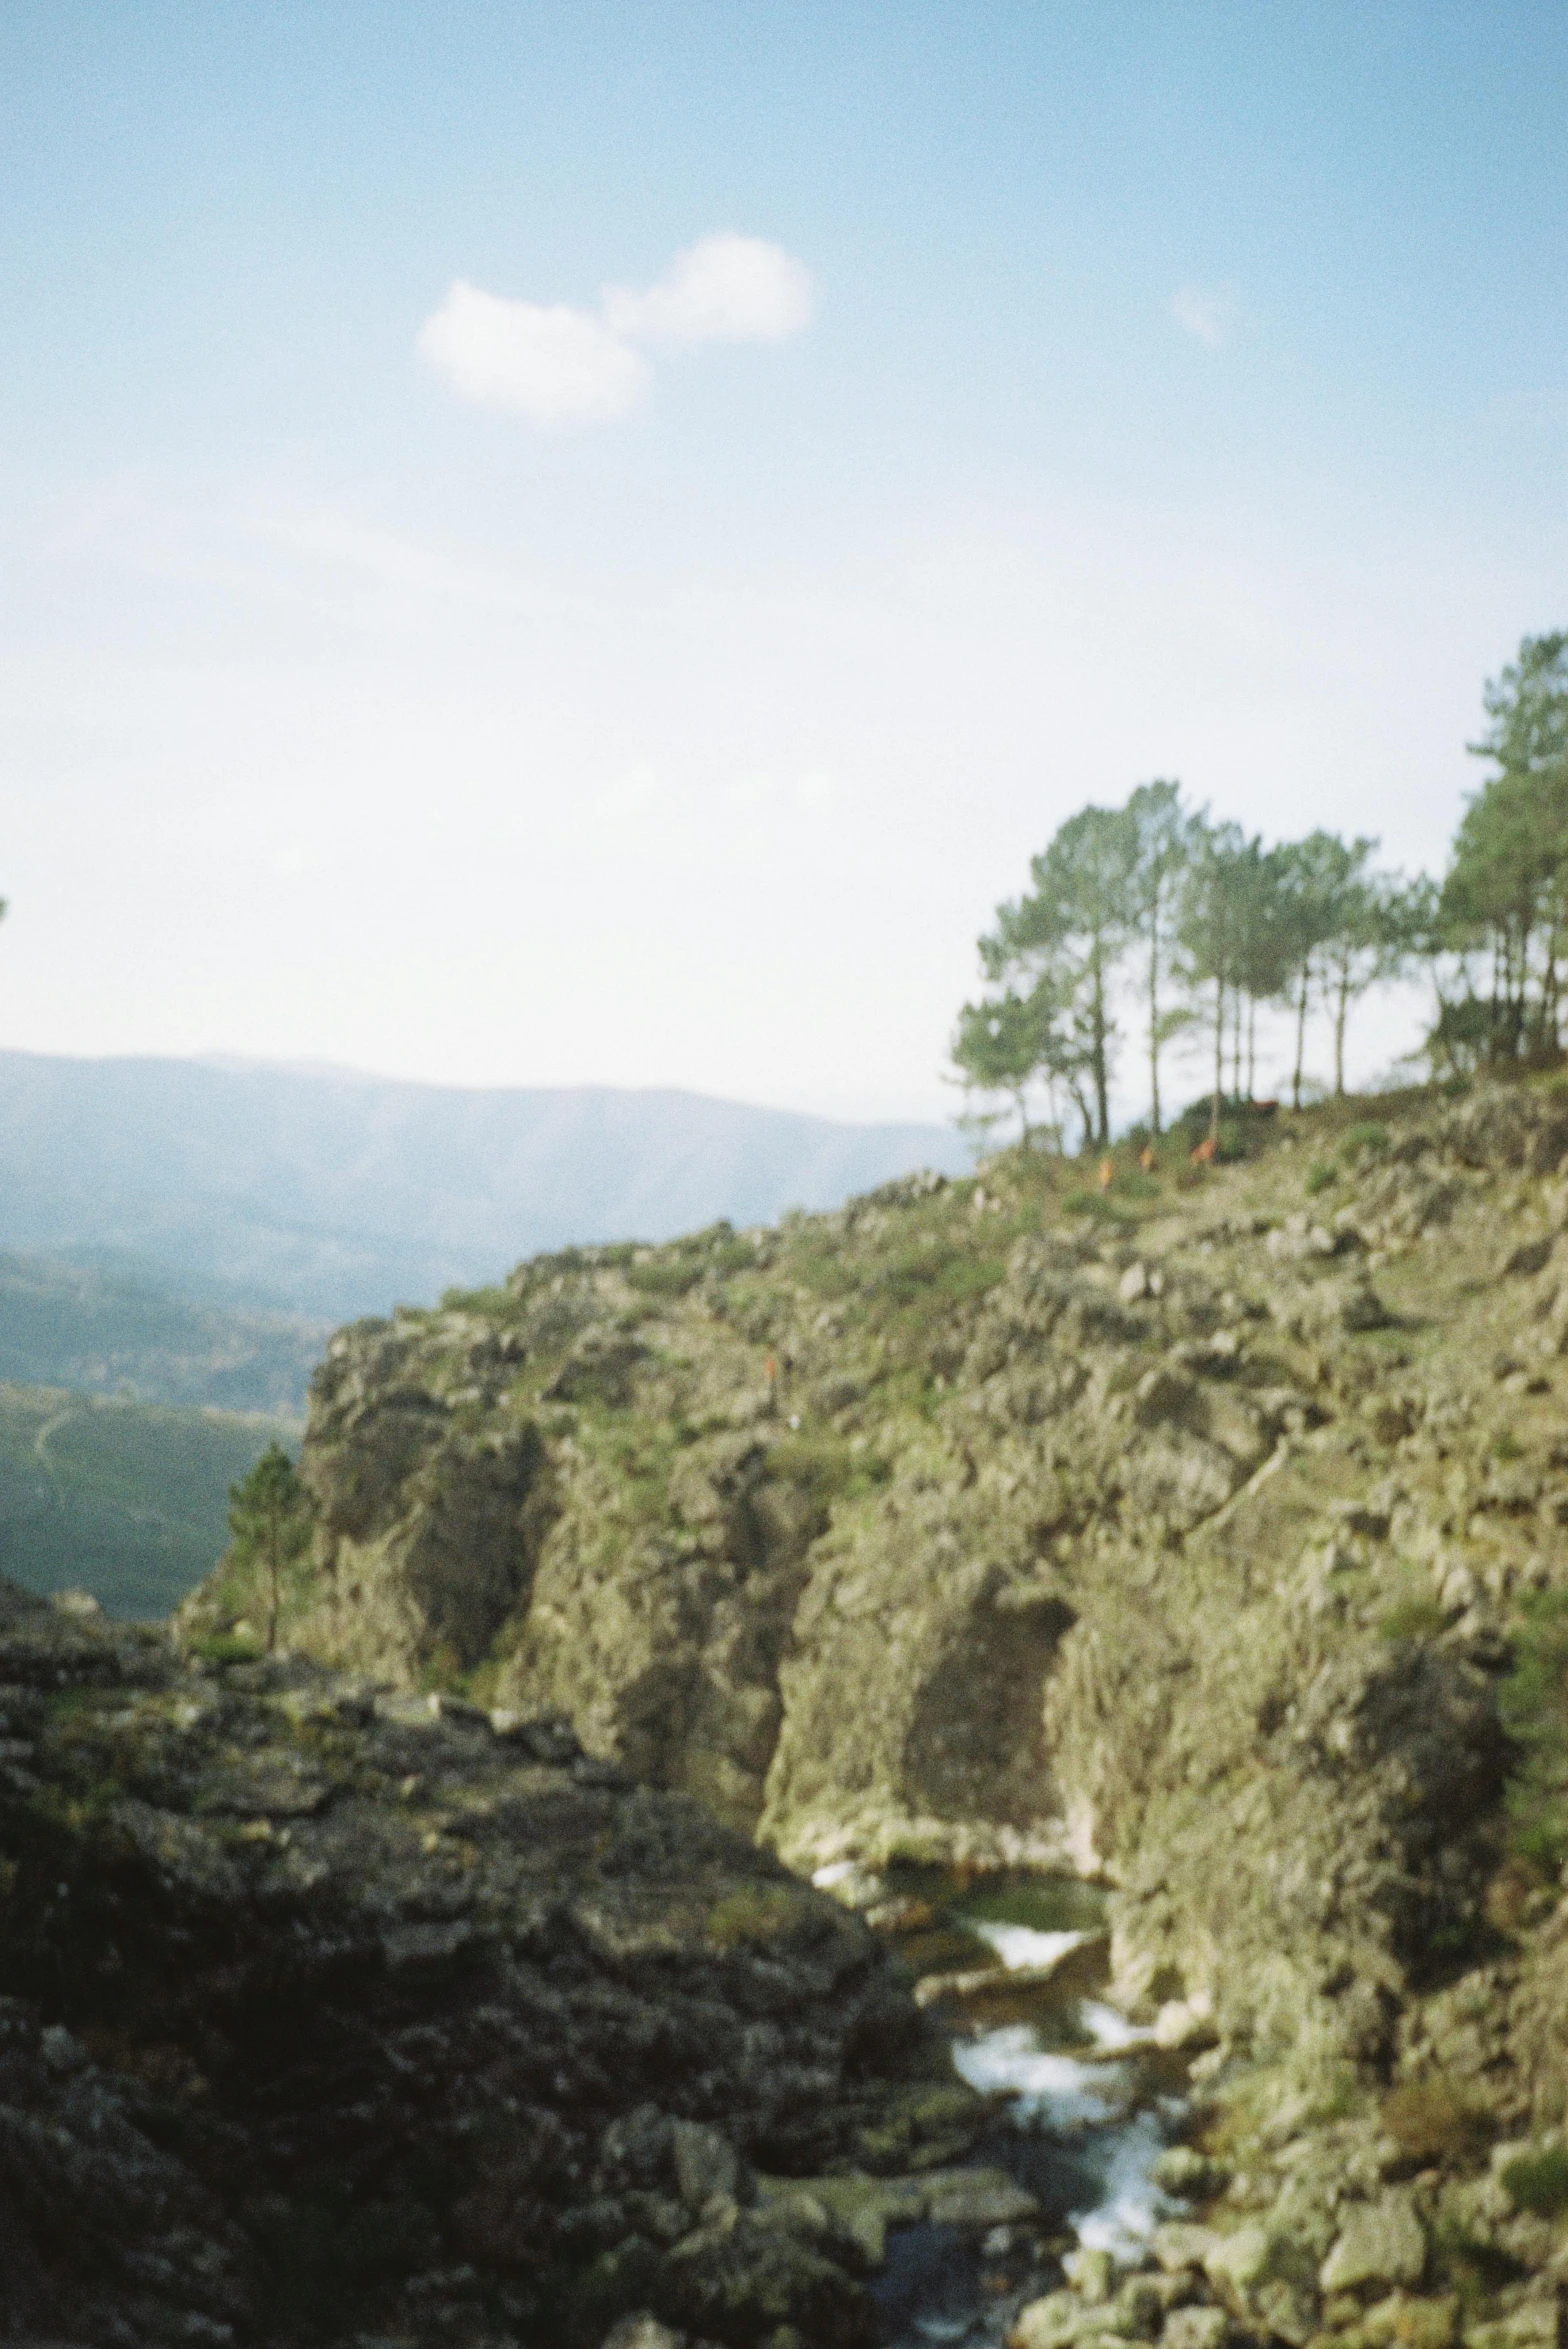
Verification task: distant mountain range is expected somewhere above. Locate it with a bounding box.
[0,1051,969,1323]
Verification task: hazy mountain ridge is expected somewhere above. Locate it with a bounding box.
[0,1051,969,1321]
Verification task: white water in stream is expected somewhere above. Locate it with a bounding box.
[874,1894,1187,2345]
[969,1922,1089,1973]
[951,1962,1172,2257]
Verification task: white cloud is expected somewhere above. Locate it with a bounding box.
[417,279,650,425]
[1169,280,1239,347]
[604,232,814,345]
[418,235,812,427]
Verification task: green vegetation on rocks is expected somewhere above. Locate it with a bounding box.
[1498,1589,1568,1870]
[1498,2145,1568,2217]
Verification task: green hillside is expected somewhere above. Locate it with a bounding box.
[0,1382,292,1619]
[0,1247,325,1414]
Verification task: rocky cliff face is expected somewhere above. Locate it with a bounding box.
[182,1080,1568,2347]
[0,1582,976,2346]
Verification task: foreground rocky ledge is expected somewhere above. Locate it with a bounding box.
[0,1581,986,2347]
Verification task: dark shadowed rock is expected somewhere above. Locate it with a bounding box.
[0,1581,971,2347]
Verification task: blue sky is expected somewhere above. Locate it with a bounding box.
[3,2,1566,1121]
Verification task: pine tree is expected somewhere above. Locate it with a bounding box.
[226,1444,313,1653]
[1125,780,1193,1136]
[1434,636,1568,1067]
[1175,818,1252,1143]
[982,804,1137,1147]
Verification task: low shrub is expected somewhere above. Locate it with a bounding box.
[624,1256,702,1298]
[1500,1589,1568,1871]
[191,1633,262,1666]
[1340,1121,1390,1160]
[764,1429,853,1496]
[790,1242,860,1299]
[1383,2076,1493,2163]
[710,1237,758,1277]
[417,1639,464,1694]
[1484,1856,1550,1935]
[439,1282,514,1316]
[1501,2146,1568,2216]
[1305,1161,1337,1195]
[705,1884,805,1948]
[764,1429,888,1504]
[862,1242,1007,1333]
[933,1254,1007,1305]
[1061,1189,1134,1221]
[1378,1593,1449,1643]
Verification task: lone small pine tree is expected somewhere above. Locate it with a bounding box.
[227,1443,312,1653]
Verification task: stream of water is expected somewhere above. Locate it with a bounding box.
[839,1867,1190,2348]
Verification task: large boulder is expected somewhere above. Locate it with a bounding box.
[1319,2194,1427,2295]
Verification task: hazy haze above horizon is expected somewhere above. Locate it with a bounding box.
[4,3,1566,1124]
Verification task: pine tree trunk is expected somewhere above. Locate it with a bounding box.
[1148,929,1162,1138]
[1092,949,1110,1146]
[1334,970,1349,1097]
[265,1517,280,1653]
[1211,976,1224,1142]
[1293,966,1309,1111]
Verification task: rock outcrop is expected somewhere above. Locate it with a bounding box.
[178,1079,1568,2347]
[0,1580,978,2346]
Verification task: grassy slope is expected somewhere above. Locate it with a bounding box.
[0,1247,325,1415]
[0,1382,293,1618]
